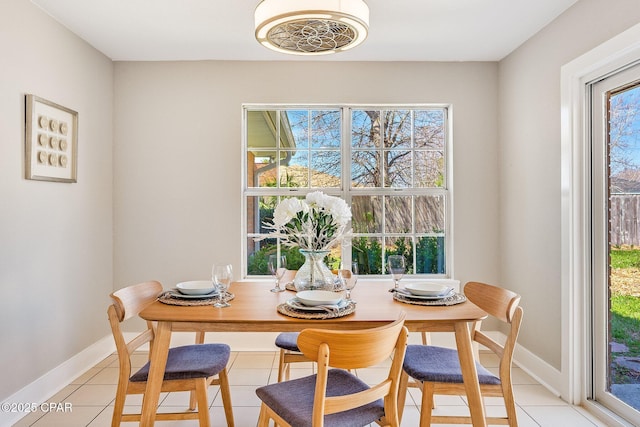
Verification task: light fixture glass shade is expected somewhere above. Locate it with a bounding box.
[255,0,369,55]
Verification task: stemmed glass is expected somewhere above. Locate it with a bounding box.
[387,255,405,290]
[212,264,233,308]
[268,254,287,293]
[338,261,359,303]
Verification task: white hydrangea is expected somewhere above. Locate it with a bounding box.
[258,192,352,251]
[272,197,306,228]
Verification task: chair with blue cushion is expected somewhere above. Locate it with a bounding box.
[256,314,408,427]
[398,281,523,426]
[275,331,313,381]
[274,270,313,382]
[107,281,234,427]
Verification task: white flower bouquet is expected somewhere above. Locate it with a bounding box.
[263,191,351,251]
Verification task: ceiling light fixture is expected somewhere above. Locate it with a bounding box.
[254,0,369,56]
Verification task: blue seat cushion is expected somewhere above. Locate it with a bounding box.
[403,345,500,385]
[256,368,384,427]
[275,332,301,352]
[130,343,230,382]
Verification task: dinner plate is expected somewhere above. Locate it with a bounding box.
[404,282,452,296]
[168,289,219,299]
[176,280,216,295]
[286,298,349,312]
[398,289,455,300]
[296,290,343,306]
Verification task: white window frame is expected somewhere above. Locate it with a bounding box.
[241,103,454,279]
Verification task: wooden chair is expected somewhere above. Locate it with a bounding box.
[256,315,408,427]
[398,281,523,426]
[275,332,313,381]
[273,269,314,382]
[107,281,234,427]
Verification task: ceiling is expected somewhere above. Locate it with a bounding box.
[31,0,578,62]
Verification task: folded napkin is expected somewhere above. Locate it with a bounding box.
[288,298,347,312]
[392,287,454,298]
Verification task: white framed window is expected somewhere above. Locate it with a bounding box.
[242,104,452,278]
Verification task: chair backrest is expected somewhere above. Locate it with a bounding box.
[297,313,407,370]
[107,281,163,376]
[110,281,163,322]
[297,314,408,423]
[463,281,523,371]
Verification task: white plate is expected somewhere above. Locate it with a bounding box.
[404,282,452,297]
[398,289,455,300]
[286,298,349,312]
[169,289,219,299]
[296,290,343,306]
[176,280,216,295]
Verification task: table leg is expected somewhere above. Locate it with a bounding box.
[140,320,171,426]
[454,321,487,427]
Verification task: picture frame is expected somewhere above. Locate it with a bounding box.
[25,94,78,183]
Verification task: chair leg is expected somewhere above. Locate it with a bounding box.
[420,331,430,345]
[111,383,127,427]
[257,404,271,427]
[397,370,409,423]
[189,331,207,410]
[189,390,197,411]
[218,369,235,427]
[502,382,519,427]
[195,379,211,427]
[419,382,434,427]
[277,349,287,382]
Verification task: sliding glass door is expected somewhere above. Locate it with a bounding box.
[590,62,640,425]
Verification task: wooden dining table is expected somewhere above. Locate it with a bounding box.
[138,280,489,426]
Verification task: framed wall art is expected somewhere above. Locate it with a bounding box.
[25,94,78,183]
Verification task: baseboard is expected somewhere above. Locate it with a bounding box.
[0,335,115,427]
[485,331,564,398]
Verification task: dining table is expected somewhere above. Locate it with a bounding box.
[138,279,489,426]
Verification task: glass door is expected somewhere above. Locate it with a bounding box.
[591,63,640,425]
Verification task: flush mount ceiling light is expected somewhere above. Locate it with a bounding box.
[254,0,369,56]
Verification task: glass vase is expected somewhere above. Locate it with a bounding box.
[293,249,335,292]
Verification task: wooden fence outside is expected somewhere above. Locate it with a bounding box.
[610,194,640,246]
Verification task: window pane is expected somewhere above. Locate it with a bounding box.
[352,195,382,233]
[385,196,412,233]
[414,109,445,149]
[352,110,380,148]
[249,150,277,188]
[416,236,445,274]
[247,110,277,150]
[279,150,309,187]
[384,150,411,187]
[385,237,414,274]
[351,150,380,187]
[414,150,445,187]
[415,195,445,233]
[383,110,411,149]
[246,237,276,275]
[352,237,383,274]
[311,110,341,148]
[246,195,277,234]
[311,150,341,187]
[284,110,309,148]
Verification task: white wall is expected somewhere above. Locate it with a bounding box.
[112,61,500,298]
[0,1,113,402]
[498,0,640,369]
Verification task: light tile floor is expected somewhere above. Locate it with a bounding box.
[13,351,609,427]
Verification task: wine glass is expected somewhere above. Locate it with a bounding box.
[212,264,233,308]
[338,261,358,303]
[268,254,287,293]
[387,255,405,290]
